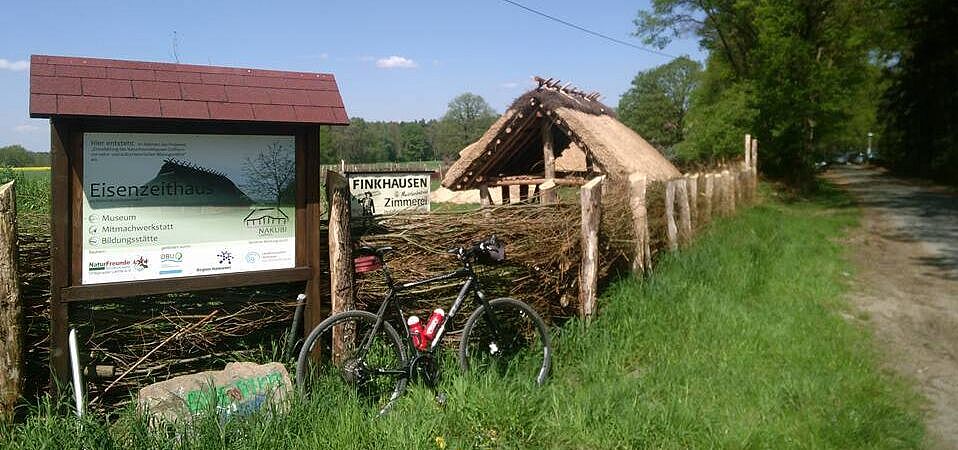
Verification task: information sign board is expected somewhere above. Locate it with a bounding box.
[82,133,296,284]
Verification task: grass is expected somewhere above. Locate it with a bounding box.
[0,183,925,448]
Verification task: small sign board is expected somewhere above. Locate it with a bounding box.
[81,133,297,284]
[346,171,431,217]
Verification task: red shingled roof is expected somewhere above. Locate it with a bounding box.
[29,55,349,125]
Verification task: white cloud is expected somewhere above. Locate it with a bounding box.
[0,59,29,71]
[13,124,41,133]
[375,56,418,69]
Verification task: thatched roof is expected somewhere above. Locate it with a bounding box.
[442,78,680,190]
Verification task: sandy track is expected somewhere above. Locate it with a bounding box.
[826,166,958,449]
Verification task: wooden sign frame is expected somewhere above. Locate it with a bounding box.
[48,117,325,386]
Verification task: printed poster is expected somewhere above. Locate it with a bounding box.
[82,133,296,284]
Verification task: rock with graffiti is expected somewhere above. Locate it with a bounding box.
[137,362,293,424]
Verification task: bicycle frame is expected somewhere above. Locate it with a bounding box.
[357,256,497,374]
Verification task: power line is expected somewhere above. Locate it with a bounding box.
[499,0,678,59]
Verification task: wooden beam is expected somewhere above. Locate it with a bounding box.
[627,174,650,275]
[578,176,604,319]
[48,119,71,390]
[0,182,21,421]
[489,177,586,187]
[305,127,324,336]
[61,267,313,301]
[540,122,557,204]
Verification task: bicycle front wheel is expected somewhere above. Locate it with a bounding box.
[296,310,407,412]
[458,298,552,385]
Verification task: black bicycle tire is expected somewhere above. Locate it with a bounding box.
[458,297,552,385]
[296,310,408,405]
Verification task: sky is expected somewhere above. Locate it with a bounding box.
[0,0,704,152]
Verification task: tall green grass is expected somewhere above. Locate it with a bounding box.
[0,167,51,214]
[0,184,924,448]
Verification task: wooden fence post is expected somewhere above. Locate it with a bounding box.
[703,173,714,221]
[751,138,759,198]
[325,172,354,361]
[539,179,557,204]
[665,179,678,251]
[687,174,699,231]
[744,134,752,169]
[628,174,650,274]
[0,182,21,422]
[676,177,692,244]
[578,176,605,319]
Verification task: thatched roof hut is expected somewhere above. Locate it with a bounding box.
[441,77,680,193]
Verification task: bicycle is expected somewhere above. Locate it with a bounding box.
[295,236,552,413]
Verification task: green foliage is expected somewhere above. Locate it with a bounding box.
[636,0,892,187]
[618,56,701,155]
[0,186,925,448]
[317,93,497,165]
[0,167,51,214]
[676,68,758,164]
[878,0,958,183]
[0,145,48,167]
[434,93,498,162]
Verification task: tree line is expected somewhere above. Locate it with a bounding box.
[318,93,497,165]
[619,0,956,186]
[0,145,50,167]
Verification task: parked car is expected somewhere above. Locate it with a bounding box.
[851,152,866,164]
[833,153,850,165]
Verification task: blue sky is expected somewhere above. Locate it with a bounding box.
[0,0,703,152]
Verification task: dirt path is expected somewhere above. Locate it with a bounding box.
[826,166,958,449]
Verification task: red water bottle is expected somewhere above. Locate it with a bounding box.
[424,308,446,344]
[407,316,427,350]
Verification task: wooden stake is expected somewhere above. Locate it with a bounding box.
[627,174,650,274]
[326,171,355,362]
[538,179,557,204]
[578,176,604,319]
[0,182,21,422]
[676,178,692,244]
[703,173,714,221]
[687,174,699,231]
[665,179,678,251]
[541,122,557,204]
[744,134,752,169]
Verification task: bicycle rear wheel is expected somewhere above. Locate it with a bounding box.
[458,298,552,385]
[296,310,407,412]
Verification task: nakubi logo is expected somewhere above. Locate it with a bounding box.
[243,207,289,236]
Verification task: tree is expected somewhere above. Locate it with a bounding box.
[878,0,958,183]
[635,0,891,186]
[0,145,32,167]
[435,93,498,160]
[242,141,296,205]
[618,56,701,154]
